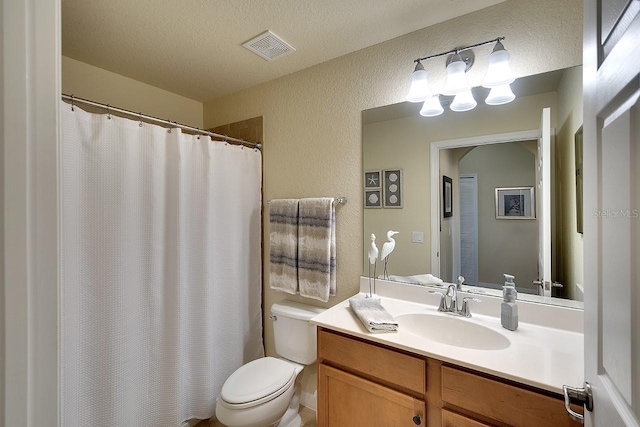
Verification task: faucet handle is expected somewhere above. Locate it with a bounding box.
[429,290,447,312]
[461,297,481,317]
[456,275,465,290]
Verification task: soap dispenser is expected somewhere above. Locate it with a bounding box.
[501,274,518,331]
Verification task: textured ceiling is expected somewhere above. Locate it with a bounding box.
[62,0,506,102]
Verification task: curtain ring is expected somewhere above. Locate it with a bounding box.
[107,104,111,120]
[138,112,143,127]
[70,94,75,111]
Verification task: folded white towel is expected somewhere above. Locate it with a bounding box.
[386,274,443,286]
[349,297,398,333]
[298,198,336,302]
[269,199,299,294]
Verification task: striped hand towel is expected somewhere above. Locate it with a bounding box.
[269,199,299,294]
[298,198,336,302]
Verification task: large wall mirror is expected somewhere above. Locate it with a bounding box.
[362,65,584,308]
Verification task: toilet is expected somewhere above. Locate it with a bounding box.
[215,300,325,427]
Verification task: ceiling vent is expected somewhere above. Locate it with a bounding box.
[243,30,296,61]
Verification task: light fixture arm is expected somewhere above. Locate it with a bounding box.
[413,36,505,64]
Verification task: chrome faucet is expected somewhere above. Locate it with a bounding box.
[429,283,481,318]
[446,284,458,313]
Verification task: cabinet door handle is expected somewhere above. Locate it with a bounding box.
[412,414,422,425]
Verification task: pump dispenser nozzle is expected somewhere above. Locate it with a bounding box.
[503,274,517,302]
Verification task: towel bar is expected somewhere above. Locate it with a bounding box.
[267,197,347,205]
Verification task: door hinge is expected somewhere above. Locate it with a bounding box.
[563,382,593,424]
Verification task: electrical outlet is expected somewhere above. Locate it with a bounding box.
[411,231,424,243]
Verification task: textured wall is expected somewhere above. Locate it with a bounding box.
[62,56,203,128]
[203,0,583,399]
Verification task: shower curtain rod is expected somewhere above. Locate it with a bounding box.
[61,94,262,150]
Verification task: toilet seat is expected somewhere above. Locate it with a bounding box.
[219,357,297,410]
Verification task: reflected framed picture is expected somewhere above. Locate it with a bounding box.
[364,189,382,208]
[495,187,535,219]
[383,169,403,208]
[364,170,381,189]
[443,175,453,218]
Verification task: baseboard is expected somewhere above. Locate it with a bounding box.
[300,390,316,412]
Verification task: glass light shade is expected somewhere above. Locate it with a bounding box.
[406,62,432,103]
[482,42,515,88]
[485,83,516,105]
[420,95,444,117]
[441,54,471,96]
[450,89,477,112]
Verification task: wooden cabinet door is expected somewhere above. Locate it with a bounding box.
[318,363,425,427]
[442,409,491,427]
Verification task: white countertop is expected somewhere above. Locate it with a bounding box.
[311,288,584,395]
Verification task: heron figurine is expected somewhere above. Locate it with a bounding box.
[380,230,399,280]
[367,233,379,297]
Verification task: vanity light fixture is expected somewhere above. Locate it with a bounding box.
[450,88,477,112]
[441,53,471,96]
[420,95,444,117]
[481,41,515,88]
[406,37,516,115]
[406,61,432,102]
[485,83,516,105]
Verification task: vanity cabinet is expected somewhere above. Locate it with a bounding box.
[317,328,581,427]
[317,327,427,426]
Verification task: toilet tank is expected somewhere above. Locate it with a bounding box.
[271,300,326,365]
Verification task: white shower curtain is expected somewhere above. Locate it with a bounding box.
[60,102,264,426]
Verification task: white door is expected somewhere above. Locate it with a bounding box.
[580,0,640,425]
[459,174,478,285]
[537,107,552,297]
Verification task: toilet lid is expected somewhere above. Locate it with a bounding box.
[220,357,296,405]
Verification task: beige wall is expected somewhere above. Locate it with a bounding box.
[556,66,584,300]
[202,0,582,399]
[439,149,458,283]
[62,56,203,128]
[363,117,431,277]
[459,143,538,291]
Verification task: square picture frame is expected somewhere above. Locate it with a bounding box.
[364,189,382,208]
[364,170,382,189]
[495,187,535,219]
[443,175,453,218]
[383,169,403,208]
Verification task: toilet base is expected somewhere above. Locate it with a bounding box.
[277,383,301,427]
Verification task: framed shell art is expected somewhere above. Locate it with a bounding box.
[364,170,382,208]
[383,169,403,208]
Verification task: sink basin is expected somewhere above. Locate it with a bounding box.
[395,313,510,350]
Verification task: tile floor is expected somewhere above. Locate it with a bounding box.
[196,406,316,427]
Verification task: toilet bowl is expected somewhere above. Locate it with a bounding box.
[215,301,325,427]
[215,357,303,427]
